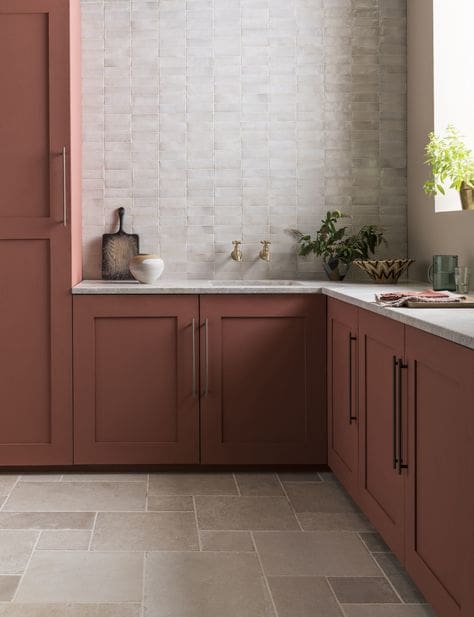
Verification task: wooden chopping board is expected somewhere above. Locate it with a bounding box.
[102,207,139,280]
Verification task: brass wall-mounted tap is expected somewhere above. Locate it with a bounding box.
[231,240,243,261]
[259,240,271,262]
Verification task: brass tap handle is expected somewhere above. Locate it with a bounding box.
[231,240,243,262]
[259,240,271,262]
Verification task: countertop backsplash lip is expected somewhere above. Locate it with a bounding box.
[72,280,474,351]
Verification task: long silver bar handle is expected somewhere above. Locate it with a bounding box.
[203,318,209,397]
[191,318,197,398]
[62,146,67,227]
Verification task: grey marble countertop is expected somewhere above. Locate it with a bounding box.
[72,280,474,350]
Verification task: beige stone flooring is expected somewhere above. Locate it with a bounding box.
[0,471,436,616]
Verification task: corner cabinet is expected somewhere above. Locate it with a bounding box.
[327,299,474,617]
[200,295,326,465]
[73,294,327,466]
[0,0,81,465]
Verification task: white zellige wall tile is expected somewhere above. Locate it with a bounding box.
[81,0,407,280]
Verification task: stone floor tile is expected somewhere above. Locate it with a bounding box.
[278,472,321,482]
[342,605,437,617]
[91,512,199,551]
[319,472,340,484]
[200,530,254,552]
[0,530,39,575]
[0,576,20,601]
[253,531,382,576]
[283,482,358,513]
[359,531,391,552]
[297,512,374,531]
[329,576,400,603]
[37,530,92,550]
[0,512,95,530]
[149,472,237,496]
[0,476,18,494]
[61,473,147,483]
[15,551,143,603]
[19,474,62,483]
[235,473,284,496]
[374,553,427,603]
[3,482,146,512]
[147,495,194,511]
[144,551,275,617]
[267,576,343,617]
[0,605,141,617]
[195,496,299,530]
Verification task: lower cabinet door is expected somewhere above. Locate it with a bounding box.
[405,327,474,617]
[200,294,326,465]
[327,298,359,500]
[73,295,200,464]
[358,309,406,561]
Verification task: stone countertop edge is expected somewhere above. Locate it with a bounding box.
[72,280,474,350]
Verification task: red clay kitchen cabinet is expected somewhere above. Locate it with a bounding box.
[199,295,326,465]
[405,326,474,617]
[0,0,81,465]
[357,309,406,561]
[73,295,200,465]
[327,298,359,501]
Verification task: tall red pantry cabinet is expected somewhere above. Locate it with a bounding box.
[0,0,81,465]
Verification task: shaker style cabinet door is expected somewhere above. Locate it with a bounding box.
[327,298,359,501]
[199,295,326,465]
[73,296,200,465]
[405,327,474,617]
[358,309,406,561]
[0,0,80,465]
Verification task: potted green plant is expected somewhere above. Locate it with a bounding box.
[290,210,385,281]
[423,125,474,210]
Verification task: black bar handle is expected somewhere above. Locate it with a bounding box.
[392,356,398,469]
[349,334,357,424]
[397,359,409,474]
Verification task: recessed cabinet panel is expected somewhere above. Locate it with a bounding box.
[358,309,405,560]
[0,12,50,218]
[200,295,326,465]
[221,316,307,444]
[73,295,200,465]
[0,240,51,444]
[94,317,178,444]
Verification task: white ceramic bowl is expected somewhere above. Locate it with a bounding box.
[129,254,165,284]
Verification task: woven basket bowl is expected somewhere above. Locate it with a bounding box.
[353,259,414,284]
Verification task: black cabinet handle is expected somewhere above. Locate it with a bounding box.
[397,358,408,475]
[392,356,398,469]
[349,334,357,423]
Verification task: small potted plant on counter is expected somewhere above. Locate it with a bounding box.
[423,124,474,210]
[289,210,385,281]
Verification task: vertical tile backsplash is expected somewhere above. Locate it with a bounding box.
[81,0,407,280]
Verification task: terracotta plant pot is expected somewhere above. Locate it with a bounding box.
[129,254,165,284]
[460,182,474,210]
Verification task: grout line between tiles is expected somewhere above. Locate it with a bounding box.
[233,473,242,496]
[140,549,147,617]
[192,496,202,551]
[355,532,406,604]
[87,512,99,551]
[275,474,303,531]
[325,575,348,617]
[250,531,280,617]
[10,529,42,603]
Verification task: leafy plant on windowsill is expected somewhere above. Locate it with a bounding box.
[289,210,385,281]
[423,125,474,210]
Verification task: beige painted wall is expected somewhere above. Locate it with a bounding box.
[407,0,474,286]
